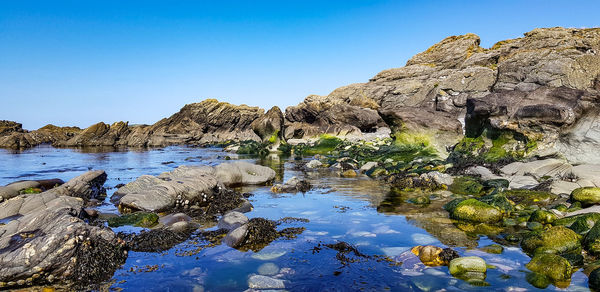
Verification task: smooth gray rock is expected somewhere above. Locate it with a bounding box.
[359,161,378,173]
[218,211,249,231]
[213,162,276,186]
[224,224,248,248]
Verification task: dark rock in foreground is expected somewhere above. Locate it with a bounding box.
[0,170,125,289]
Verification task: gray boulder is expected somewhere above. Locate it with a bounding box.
[0,171,125,289]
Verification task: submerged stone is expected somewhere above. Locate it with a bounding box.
[521,226,582,255]
[107,212,159,228]
[480,244,504,254]
[449,256,487,278]
[525,254,572,284]
[589,267,600,291]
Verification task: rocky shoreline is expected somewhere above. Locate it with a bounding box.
[1,26,600,290]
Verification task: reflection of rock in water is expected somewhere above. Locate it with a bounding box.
[377,191,478,248]
[258,155,285,182]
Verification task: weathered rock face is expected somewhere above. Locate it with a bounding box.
[0,124,81,149]
[0,121,24,136]
[284,94,387,139]
[145,99,263,146]
[0,171,126,289]
[56,121,129,147]
[251,106,284,142]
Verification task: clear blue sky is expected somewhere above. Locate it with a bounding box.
[1,0,599,129]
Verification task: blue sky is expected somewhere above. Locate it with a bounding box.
[1,1,599,129]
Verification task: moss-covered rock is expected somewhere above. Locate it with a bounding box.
[589,267,600,291]
[448,177,484,196]
[450,199,503,223]
[555,213,600,235]
[525,254,572,284]
[502,189,557,206]
[521,226,582,255]
[584,220,600,256]
[528,210,557,224]
[107,212,159,228]
[571,187,600,206]
[479,244,503,254]
[478,193,514,214]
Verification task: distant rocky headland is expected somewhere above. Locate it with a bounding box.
[2,27,599,165]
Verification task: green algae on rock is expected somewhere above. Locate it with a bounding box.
[525,254,572,286]
[528,210,557,224]
[448,177,484,196]
[521,226,582,255]
[502,189,557,206]
[449,199,503,223]
[571,187,600,206]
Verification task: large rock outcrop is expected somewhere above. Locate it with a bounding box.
[0,170,126,289]
[114,162,275,212]
[0,124,81,149]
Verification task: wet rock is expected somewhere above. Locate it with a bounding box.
[521,226,582,255]
[107,212,159,228]
[589,267,600,291]
[257,263,280,276]
[218,211,249,231]
[422,171,453,186]
[448,177,483,196]
[410,245,457,266]
[449,199,503,223]
[480,244,503,254]
[571,187,600,206]
[502,189,557,206]
[0,171,126,289]
[448,256,487,277]
[305,160,323,169]
[223,224,249,248]
[584,219,600,256]
[271,176,311,193]
[341,169,357,178]
[525,254,572,284]
[528,210,557,224]
[247,274,285,289]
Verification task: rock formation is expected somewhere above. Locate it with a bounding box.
[0,171,126,289]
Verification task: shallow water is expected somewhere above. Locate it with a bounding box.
[0,145,591,291]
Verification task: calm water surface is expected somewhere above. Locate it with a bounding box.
[0,145,590,291]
